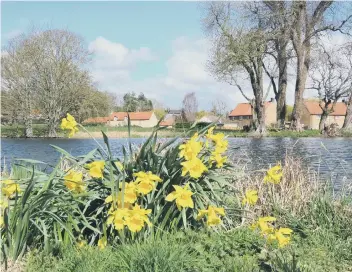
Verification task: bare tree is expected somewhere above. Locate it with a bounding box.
[26,29,91,137]
[211,98,228,117]
[2,33,38,137]
[289,1,352,130]
[182,92,198,122]
[343,91,352,130]
[309,43,352,131]
[204,2,268,134]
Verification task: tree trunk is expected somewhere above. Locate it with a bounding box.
[291,48,310,131]
[47,118,58,138]
[343,95,352,129]
[319,111,328,132]
[255,103,266,134]
[24,117,33,138]
[276,40,288,129]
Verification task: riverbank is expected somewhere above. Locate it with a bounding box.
[2,124,352,138]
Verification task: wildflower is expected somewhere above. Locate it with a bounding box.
[275,228,293,247]
[64,170,85,193]
[210,151,227,168]
[98,236,107,249]
[1,180,21,198]
[179,133,202,160]
[252,216,276,235]
[77,240,87,248]
[87,161,105,179]
[107,207,130,230]
[242,190,258,206]
[181,157,208,178]
[115,161,124,171]
[105,182,138,205]
[125,205,152,232]
[165,184,194,210]
[197,206,225,226]
[61,113,79,137]
[134,171,162,195]
[264,164,283,184]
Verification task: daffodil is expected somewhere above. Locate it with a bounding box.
[181,157,208,178]
[252,216,276,236]
[125,205,152,232]
[275,228,293,247]
[242,190,258,206]
[179,133,202,160]
[196,206,225,226]
[87,161,105,179]
[264,164,283,184]
[1,180,21,198]
[133,171,162,195]
[210,151,227,168]
[77,240,87,248]
[165,184,194,210]
[61,113,79,137]
[107,207,130,230]
[105,182,138,205]
[64,170,85,193]
[98,236,107,249]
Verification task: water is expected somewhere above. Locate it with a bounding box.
[1,137,351,186]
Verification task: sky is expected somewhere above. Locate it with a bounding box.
[1,1,349,111]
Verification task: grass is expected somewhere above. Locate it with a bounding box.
[7,154,352,272]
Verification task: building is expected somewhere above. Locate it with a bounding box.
[160,116,176,128]
[82,117,110,125]
[196,115,224,127]
[301,101,347,129]
[228,100,277,128]
[108,111,158,128]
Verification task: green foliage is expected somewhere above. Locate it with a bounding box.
[122,92,153,112]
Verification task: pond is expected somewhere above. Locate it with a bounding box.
[1,137,351,188]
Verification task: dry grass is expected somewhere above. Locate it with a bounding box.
[227,155,351,224]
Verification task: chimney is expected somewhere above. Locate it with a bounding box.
[342,99,346,103]
[270,98,274,103]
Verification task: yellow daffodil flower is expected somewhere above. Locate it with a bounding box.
[64,170,85,193]
[125,205,152,233]
[61,113,79,137]
[251,216,276,236]
[242,190,258,206]
[181,157,208,178]
[77,240,87,248]
[275,228,293,247]
[1,180,21,198]
[264,164,283,184]
[105,182,138,205]
[107,207,130,230]
[179,133,202,160]
[133,171,162,195]
[196,206,225,226]
[210,151,227,168]
[165,184,194,210]
[98,236,107,249]
[87,161,105,179]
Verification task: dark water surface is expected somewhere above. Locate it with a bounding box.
[1,137,351,187]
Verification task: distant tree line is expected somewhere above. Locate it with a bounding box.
[1,27,115,137]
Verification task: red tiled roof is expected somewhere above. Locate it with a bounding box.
[160,116,175,127]
[304,101,347,116]
[229,102,273,117]
[82,117,110,124]
[110,111,153,121]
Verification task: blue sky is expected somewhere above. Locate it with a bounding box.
[2,1,244,110]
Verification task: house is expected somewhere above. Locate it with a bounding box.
[228,100,277,128]
[301,101,347,129]
[82,117,110,125]
[160,116,176,128]
[108,111,158,128]
[196,115,223,127]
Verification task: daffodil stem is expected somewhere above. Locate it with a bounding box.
[78,124,108,157]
